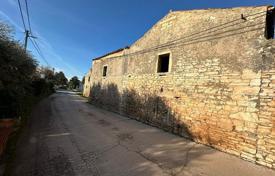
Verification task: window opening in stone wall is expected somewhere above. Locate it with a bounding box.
[88,76,90,81]
[265,8,275,39]
[157,53,170,73]
[103,66,107,77]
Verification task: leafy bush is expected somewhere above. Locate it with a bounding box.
[0,21,54,119]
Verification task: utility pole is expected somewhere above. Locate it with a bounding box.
[24,30,30,51]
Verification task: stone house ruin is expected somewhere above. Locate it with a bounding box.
[84,5,275,168]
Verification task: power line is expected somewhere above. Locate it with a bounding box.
[30,38,50,66]
[24,0,32,34]
[149,19,266,52]
[17,0,50,67]
[32,39,50,66]
[17,0,30,51]
[159,13,265,48]
[157,10,266,46]
[128,24,264,57]
[138,11,266,54]
[99,10,267,60]
[17,0,27,31]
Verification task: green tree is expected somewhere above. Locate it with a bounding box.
[40,66,55,82]
[0,21,12,40]
[0,21,54,118]
[54,71,68,86]
[68,76,80,89]
[0,22,37,117]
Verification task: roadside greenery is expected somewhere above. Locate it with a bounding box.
[68,76,80,89]
[0,22,55,119]
[0,21,82,175]
[54,71,68,87]
[0,21,58,175]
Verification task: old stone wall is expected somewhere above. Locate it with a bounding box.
[256,40,275,167]
[87,6,275,168]
[83,69,93,97]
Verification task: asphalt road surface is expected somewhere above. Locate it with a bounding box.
[10,91,275,176]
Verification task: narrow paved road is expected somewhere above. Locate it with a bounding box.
[11,91,275,176]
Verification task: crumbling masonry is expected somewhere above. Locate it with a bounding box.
[84,5,275,168]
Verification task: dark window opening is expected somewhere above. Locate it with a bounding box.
[103,66,107,77]
[88,76,90,81]
[157,53,170,73]
[265,8,275,39]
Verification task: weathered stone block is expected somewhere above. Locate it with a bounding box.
[258,126,272,135]
[242,146,257,155]
[241,69,261,80]
[241,152,256,162]
[250,79,261,86]
[230,112,258,122]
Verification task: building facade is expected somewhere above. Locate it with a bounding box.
[85,6,275,168]
[83,69,93,97]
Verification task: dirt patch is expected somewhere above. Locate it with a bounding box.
[117,133,133,142]
[78,109,83,112]
[111,127,119,131]
[78,109,95,117]
[97,119,111,127]
[86,112,94,117]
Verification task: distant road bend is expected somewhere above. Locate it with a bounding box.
[10,91,275,176]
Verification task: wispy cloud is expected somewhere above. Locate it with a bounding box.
[35,33,84,77]
[0,9,83,79]
[7,0,17,7]
[0,10,23,32]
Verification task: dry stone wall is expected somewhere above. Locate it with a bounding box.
[87,6,275,168]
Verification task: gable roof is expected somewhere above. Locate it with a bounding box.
[128,5,269,53]
[93,46,130,61]
[92,5,271,61]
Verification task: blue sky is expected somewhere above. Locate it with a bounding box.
[0,0,274,79]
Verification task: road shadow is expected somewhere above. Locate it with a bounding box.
[89,83,193,139]
[8,89,274,176]
[87,83,220,175]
